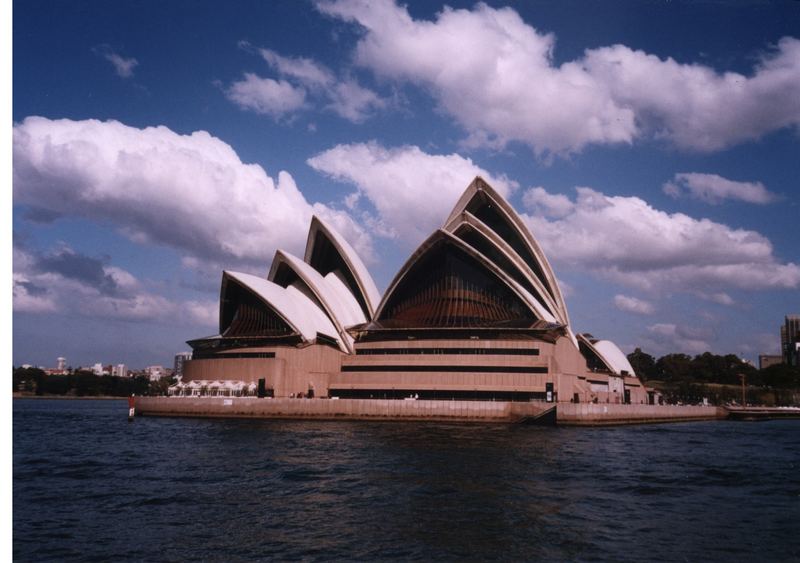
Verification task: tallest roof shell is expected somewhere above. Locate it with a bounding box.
[444,177,571,328]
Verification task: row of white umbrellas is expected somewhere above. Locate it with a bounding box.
[168,380,257,396]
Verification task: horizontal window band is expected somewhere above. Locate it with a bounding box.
[355,347,539,356]
[341,365,547,374]
[191,352,276,360]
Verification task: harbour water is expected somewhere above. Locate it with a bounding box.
[13,398,800,561]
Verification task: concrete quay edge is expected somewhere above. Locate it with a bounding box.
[135,397,726,426]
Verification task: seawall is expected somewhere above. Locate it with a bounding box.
[135,397,553,423]
[556,403,724,426]
[135,397,724,425]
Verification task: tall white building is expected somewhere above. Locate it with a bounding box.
[112,364,128,378]
[57,357,66,372]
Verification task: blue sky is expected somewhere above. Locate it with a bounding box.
[12,0,800,369]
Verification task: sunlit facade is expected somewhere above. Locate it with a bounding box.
[178,177,651,405]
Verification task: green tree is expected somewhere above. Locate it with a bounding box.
[655,353,693,383]
[12,366,46,393]
[627,348,656,381]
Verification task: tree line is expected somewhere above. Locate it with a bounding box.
[624,349,800,406]
[627,348,800,388]
[12,367,174,397]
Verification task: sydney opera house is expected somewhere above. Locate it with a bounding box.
[176,177,651,406]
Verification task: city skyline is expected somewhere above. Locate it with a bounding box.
[13,0,800,367]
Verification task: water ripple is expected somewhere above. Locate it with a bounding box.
[13,399,800,561]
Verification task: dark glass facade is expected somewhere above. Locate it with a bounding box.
[378,238,537,329]
[220,278,294,338]
[464,192,554,300]
[454,223,554,316]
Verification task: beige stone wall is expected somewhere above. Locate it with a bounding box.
[183,344,341,397]
[330,371,550,393]
[182,334,649,403]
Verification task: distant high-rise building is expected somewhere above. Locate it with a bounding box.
[92,363,104,376]
[173,352,192,381]
[782,315,800,366]
[57,357,66,372]
[112,364,128,378]
[759,355,783,370]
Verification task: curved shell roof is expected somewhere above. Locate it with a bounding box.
[304,216,380,319]
[268,250,365,352]
[444,211,563,324]
[222,271,339,344]
[592,340,637,376]
[445,177,571,328]
[577,333,636,376]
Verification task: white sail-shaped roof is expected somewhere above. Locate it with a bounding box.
[577,333,636,376]
[268,250,365,353]
[304,216,380,319]
[222,271,339,345]
[593,340,636,376]
[445,177,571,328]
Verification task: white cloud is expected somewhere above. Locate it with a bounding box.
[256,46,335,87]
[229,44,385,123]
[663,172,777,204]
[522,185,800,293]
[614,294,655,315]
[522,187,574,218]
[225,73,307,118]
[94,45,139,78]
[13,116,372,268]
[317,0,800,155]
[583,38,800,151]
[326,79,386,123]
[307,141,516,245]
[12,273,59,313]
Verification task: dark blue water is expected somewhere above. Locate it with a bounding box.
[13,399,800,562]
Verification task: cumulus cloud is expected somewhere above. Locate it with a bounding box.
[663,172,777,204]
[307,141,516,244]
[614,294,655,315]
[13,244,216,326]
[522,185,800,293]
[13,116,372,269]
[228,43,385,122]
[316,0,800,155]
[522,187,574,218]
[225,73,307,118]
[583,37,800,151]
[93,45,139,78]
